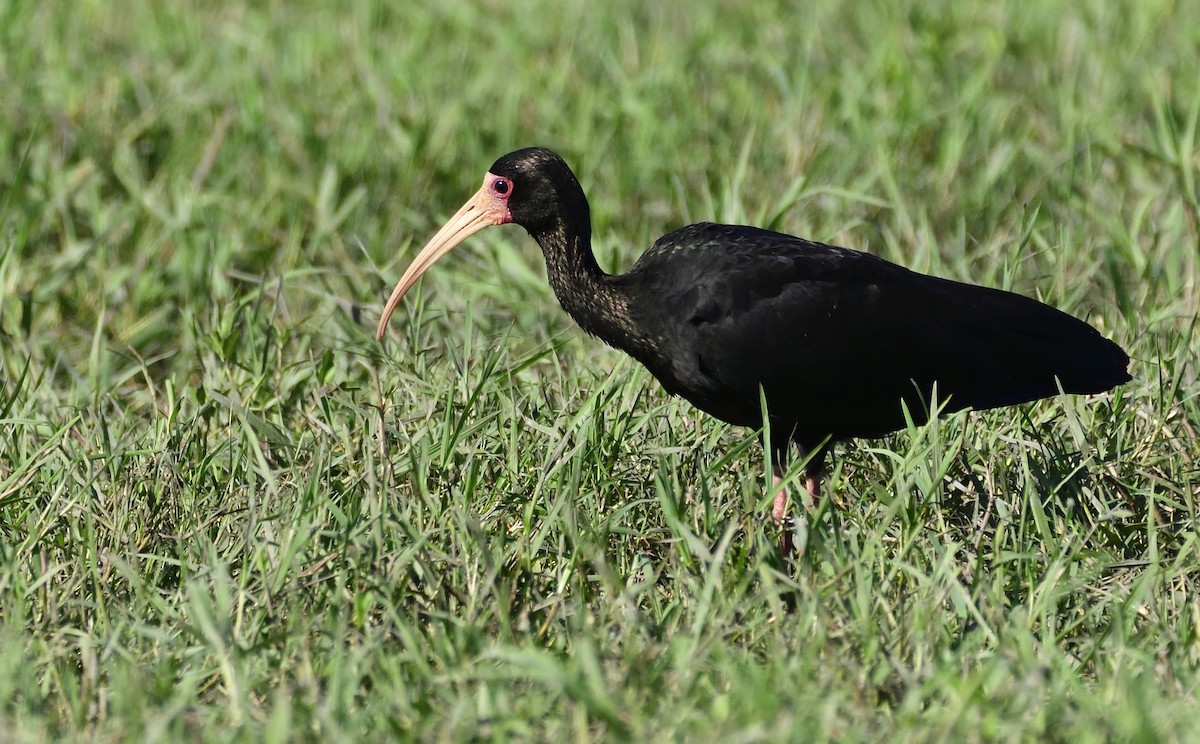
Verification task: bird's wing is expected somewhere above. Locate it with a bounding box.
[630,223,1127,439]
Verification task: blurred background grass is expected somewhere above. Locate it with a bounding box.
[1,0,1198,740]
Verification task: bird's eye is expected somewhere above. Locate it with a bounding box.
[493,178,510,195]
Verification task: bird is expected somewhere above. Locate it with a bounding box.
[375,147,1130,555]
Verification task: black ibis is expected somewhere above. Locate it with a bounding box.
[376,147,1130,552]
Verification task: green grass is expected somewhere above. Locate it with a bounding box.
[1,0,1198,740]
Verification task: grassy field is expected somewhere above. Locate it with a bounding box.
[2,0,1198,740]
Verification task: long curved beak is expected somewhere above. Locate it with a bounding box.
[375,183,511,340]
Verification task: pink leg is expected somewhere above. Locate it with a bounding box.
[804,473,821,510]
[772,475,788,520]
[772,472,823,562]
[772,475,793,559]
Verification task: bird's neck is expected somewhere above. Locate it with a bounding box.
[531,221,649,356]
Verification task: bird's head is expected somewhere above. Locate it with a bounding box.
[488,147,588,234]
[375,147,586,340]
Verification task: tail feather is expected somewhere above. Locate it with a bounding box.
[940,281,1131,410]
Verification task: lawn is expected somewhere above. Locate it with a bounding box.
[1,0,1198,740]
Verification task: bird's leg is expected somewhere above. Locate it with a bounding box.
[773,441,827,561]
[797,442,828,512]
[771,474,794,560]
[771,450,794,560]
[771,469,822,562]
[771,475,789,521]
[803,471,821,511]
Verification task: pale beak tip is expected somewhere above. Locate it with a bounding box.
[374,314,391,342]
